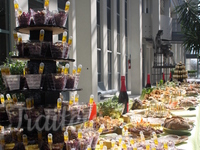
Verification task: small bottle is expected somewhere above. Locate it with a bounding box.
[18,34,22,43]
[130,138,134,145]
[1,94,5,104]
[169,72,172,82]
[77,64,82,74]
[37,130,42,141]
[78,129,82,139]
[84,121,88,128]
[163,73,166,83]
[75,93,79,104]
[87,145,92,150]
[6,94,11,101]
[72,65,76,76]
[89,120,93,128]
[140,131,145,143]
[39,62,44,74]
[121,141,127,150]
[111,140,115,148]
[59,93,63,101]
[0,134,5,145]
[89,94,94,105]
[64,131,68,143]
[118,76,129,114]
[39,29,45,42]
[23,63,29,75]
[145,74,151,88]
[62,31,67,44]
[133,144,137,150]
[14,0,19,11]
[65,1,71,13]
[23,134,28,146]
[69,93,74,106]
[12,94,18,103]
[99,141,103,149]
[145,141,150,150]
[64,64,69,75]
[152,132,158,145]
[13,31,18,42]
[44,0,49,10]
[98,124,105,133]
[48,133,53,145]
[26,98,32,109]
[68,36,73,46]
[117,135,122,145]
[31,97,34,107]
[61,66,65,75]
[163,142,168,150]
[57,98,62,110]
[103,146,107,150]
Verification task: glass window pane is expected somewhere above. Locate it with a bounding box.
[107,9,111,30]
[97,25,101,48]
[117,0,120,14]
[29,0,43,9]
[125,0,127,19]
[58,0,68,10]
[0,33,8,65]
[125,20,127,37]
[117,15,120,34]
[107,0,111,8]
[0,0,9,30]
[117,34,120,52]
[97,0,100,25]
[117,54,121,72]
[107,29,111,50]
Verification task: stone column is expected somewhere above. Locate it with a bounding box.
[128,0,143,94]
[111,0,118,89]
[100,0,108,89]
[75,0,98,102]
[120,0,126,77]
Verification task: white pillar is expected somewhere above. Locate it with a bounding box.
[111,0,118,89]
[75,0,98,102]
[152,0,160,38]
[120,0,126,76]
[69,0,77,67]
[49,0,58,43]
[100,0,108,89]
[128,0,142,95]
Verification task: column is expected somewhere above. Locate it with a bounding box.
[120,0,126,76]
[128,0,142,94]
[49,0,58,43]
[19,0,29,40]
[69,0,77,66]
[111,0,118,89]
[100,0,108,89]
[75,0,98,102]
[152,0,160,39]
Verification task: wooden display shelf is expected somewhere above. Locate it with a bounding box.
[15,25,67,35]
[11,56,75,63]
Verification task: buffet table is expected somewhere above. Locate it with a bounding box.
[176,106,200,150]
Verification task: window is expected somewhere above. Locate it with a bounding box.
[117,54,121,90]
[108,52,112,89]
[97,0,101,82]
[0,0,11,64]
[125,0,128,87]
[97,50,102,82]
[28,0,44,9]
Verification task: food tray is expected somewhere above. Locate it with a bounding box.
[4,75,20,91]
[25,74,42,89]
[163,127,192,136]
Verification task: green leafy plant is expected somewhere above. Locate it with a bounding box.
[174,0,200,54]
